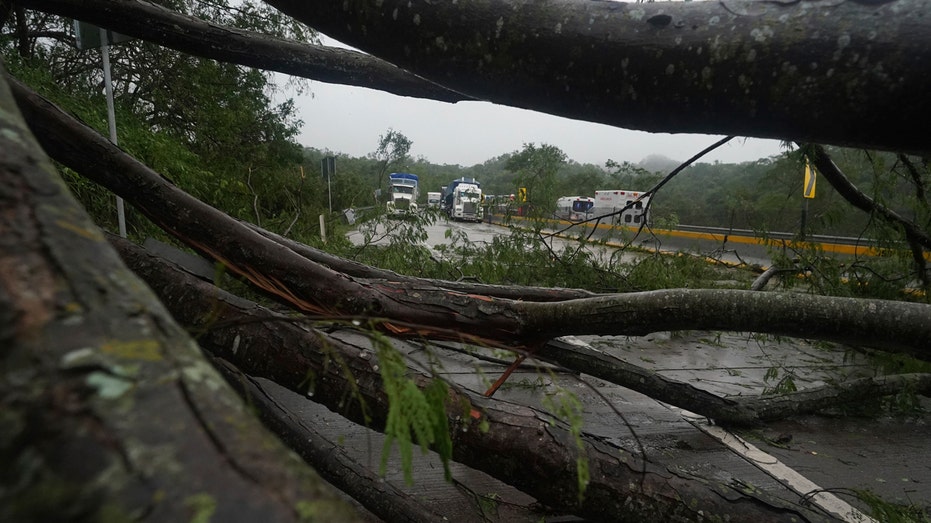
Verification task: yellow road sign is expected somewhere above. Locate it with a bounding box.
[803,158,816,199]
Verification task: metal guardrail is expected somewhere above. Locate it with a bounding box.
[486,213,893,260]
[674,224,882,247]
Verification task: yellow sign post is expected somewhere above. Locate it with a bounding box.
[800,156,817,239]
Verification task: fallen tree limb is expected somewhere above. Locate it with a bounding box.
[0,65,358,522]
[13,77,931,357]
[111,234,831,522]
[267,0,931,156]
[751,266,786,291]
[209,357,447,523]
[18,0,469,103]
[537,339,931,427]
[807,143,931,251]
[515,289,931,358]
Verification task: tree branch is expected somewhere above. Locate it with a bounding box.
[898,153,929,209]
[17,0,470,102]
[265,0,931,156]
[0,61,358,522]
[517,288,931,359]
[12,76,931,358]
[806,143,931,251]
[210,357,447,523]
[112,235,831,522]
[536,339,931,427]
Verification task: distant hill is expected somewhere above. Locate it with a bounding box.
[637,154,681,173]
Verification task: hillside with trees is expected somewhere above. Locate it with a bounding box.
[307,139,906,243]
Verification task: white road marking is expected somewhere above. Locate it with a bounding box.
[556,335,877,522]
[674,409,877,523]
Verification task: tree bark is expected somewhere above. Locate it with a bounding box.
[18,0,931,154]
[11,75,931,358]
[112,234,831,522]
[17,0,469,102]
[537,339,931,427]
[0,64,358,522]
[209,357,447,523]
[265,0,931,156]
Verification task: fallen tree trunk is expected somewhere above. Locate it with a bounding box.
[209,357,447,523]
[0,63,358,522]
[12,77,931,359]
[17,0,468,103]
[537,339,931,427]
[266,0,931,156]
[111,235,832,522]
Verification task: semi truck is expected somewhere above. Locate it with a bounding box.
[442,177,483,221]
[592,189,650,226]
[387,172,419,215]
[426,192,442,207]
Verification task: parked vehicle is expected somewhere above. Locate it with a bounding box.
[592,189,650,225]
[442,177,483,221]
[387,172,419,215]
[427,192,442,207]
[554,196,595,221]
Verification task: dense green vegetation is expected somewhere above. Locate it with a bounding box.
[3,1,317,240]
[312,139,930,247]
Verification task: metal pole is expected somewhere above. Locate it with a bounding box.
[319,214,326,243]
[800,198,809,240]
[327,157,334,213]
[100,29,126,238]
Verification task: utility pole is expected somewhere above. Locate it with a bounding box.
[74,21,133,237]
[321,156,335,213]
[99,30,125,237]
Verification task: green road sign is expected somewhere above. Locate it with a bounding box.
[74,20,133,50]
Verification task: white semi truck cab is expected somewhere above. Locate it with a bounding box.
[387,172,419,215]
[442,177,483,222]
[449,182,483,221]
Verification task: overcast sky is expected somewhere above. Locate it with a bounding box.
[281,33,787,168]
